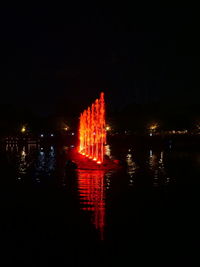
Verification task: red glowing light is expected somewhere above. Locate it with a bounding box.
[79,92,106,163]
[77,169,105,239]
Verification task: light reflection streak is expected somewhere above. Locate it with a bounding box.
[126,152,137,186]
[105,144,111,159]
[18,146,27,177]
[35,146,56,179]
[77,169,105,240]
[148,150,171,186]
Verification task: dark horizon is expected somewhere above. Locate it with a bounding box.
[0,6,200,119]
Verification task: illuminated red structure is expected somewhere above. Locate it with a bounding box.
[79,92,106,164]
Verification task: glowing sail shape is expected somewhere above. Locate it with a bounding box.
[79,92,106,164]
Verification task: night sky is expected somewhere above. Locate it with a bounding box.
[0,6,200,118]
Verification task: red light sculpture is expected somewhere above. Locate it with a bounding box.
[79,92,106,164]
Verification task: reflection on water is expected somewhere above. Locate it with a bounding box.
[148,150,171,187]
[77,169,105,240]
[4,144,56,183]
[3,142,199,242]
[105,144,111,159]
[18,146,27,180]
[34,146,56,181]
[105,171,112,190]
[126,150,137,186]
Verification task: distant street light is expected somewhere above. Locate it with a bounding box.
[21,126,26,133]
[106,125,111,131]
[149,123,158,131]
[148,123,159,136]
[64,126,69,131]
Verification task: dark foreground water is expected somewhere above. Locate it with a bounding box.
[0,140,200,266]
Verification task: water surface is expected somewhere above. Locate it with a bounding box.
[1,141,199,264]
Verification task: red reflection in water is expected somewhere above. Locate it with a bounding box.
[77,169,105,240]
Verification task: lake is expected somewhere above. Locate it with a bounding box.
[0,139,200,265]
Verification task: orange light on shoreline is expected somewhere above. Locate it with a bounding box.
[79,92,106,163]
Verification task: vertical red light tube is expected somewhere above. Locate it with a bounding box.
[79,92,106,164]
[91,103,95,159]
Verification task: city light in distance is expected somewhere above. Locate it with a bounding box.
[64,126,69,131]
[149,123,158,131]
[106,125,111,131]
[21,126,26,133]
[21,150,26,156]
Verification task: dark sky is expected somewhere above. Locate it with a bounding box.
[0,6,200,117]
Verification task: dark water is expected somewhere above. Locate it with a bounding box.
[0,141,200,265]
